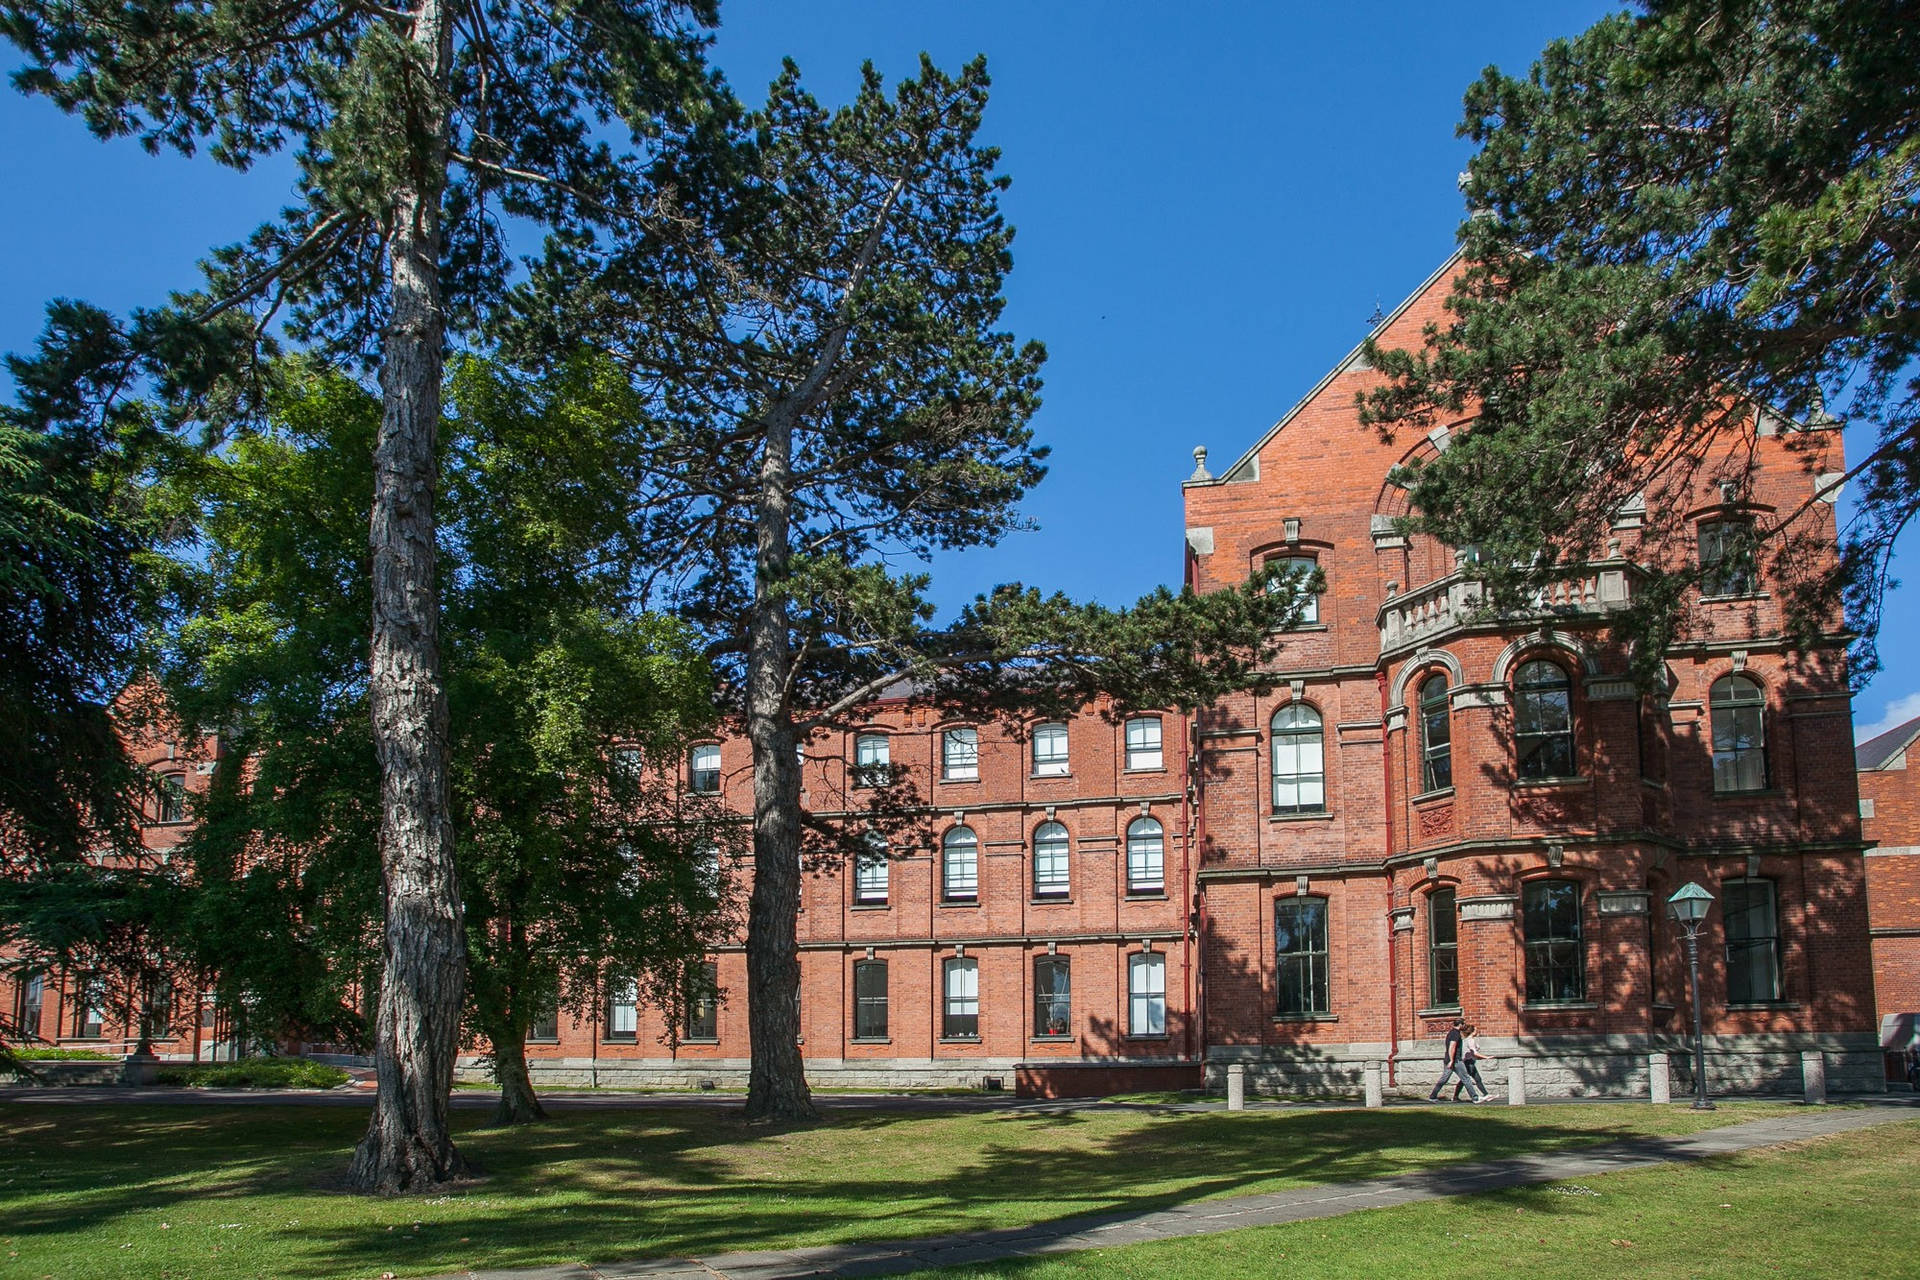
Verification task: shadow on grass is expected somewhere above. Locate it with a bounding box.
[0,1101,1757,1278]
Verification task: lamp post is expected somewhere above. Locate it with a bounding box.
[1667,881,1716,1110]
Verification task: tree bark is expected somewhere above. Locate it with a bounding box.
[347,0,467,1194]
[490,1030,548,1125]
[743,401,817,1122]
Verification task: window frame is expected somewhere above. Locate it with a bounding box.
[1266,554,1321,625]
[852,733,893,788]
[1271,703,1327,814]
[1723,877,1783,1003]
[853,959,889,1040]
[942,956,980,1039]
[1513,659,1576,781]
[1274,896,1331,1017]
[14,971,44,1039]
[1698,518,1758,597]
[941,825,979,902]
[1419,675,1453,793]
[1032,821,1071,898]
[1522,879,1587,1004]
[605,976,639,1042]
[1709,675,1769,793]
[527,996,561,1043]
[1128,951,1167,1037]
[854,837,890,905]
[682,960,719,1042]
[942,727,979,781]
[688,743,722,794]
[1428,888,1459,1009]
[1124,716,1165,771]
[1032,956,1071,1038]
[1031,721,1070,777]
[153,771,188,825]
[1125,817,1165,896]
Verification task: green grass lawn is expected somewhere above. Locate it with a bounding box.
[906,1119,1920,1280]
[0,1100,1802,1280]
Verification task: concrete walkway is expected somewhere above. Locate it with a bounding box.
[428,1103,1915,1280]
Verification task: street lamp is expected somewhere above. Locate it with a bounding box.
[1667,881,1716,1110]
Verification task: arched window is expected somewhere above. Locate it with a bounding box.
[1125,817,1164,895]
[1032,821,1070,898]
[689,744,721,794]
[942,826,979,902]
[1513,660,1574,780]
[154,772,187,825]
[1031,722,1069,776]
[1420,675,1452,792]
[1522,879,1585,1003]
[1271,704,1326,813]
[1710,676,1767,792]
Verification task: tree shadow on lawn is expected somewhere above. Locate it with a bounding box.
[0,1101,1737,1278]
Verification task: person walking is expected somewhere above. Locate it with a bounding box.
[1428,1016,1487,1102]
[1452,1023,1490,1101]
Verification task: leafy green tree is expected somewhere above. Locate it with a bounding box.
[166,360,734,1125]
[2,0,720,1188]
[509,57,1304,1120]
[1358,0,1920,684]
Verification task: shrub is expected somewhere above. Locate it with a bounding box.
[10,1047,118,1061]
[153,1058,351,1089]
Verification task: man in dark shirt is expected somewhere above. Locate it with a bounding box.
[1428,1016,1486,1102]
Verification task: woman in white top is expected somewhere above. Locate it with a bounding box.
[1453,1023,1490,1103]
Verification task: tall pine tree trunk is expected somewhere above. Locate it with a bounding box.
[347,0,467,1194]
[743,404,817,1122]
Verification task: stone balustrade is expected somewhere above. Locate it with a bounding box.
[1378,559,1637,657]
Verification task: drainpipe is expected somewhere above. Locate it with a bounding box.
[1180,712,1196,1063]
[1379,670,1399,1087]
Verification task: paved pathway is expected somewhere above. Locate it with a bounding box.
[425,1103,1915,1280]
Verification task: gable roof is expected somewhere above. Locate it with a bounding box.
[1190,249,1464,488]
[1857,713,1920,771]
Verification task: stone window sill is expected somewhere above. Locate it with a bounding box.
[1125,891,1169,901]
[1699,592,1770,604]
[1511,777,1588,790]
[603,1036,638,1044]
[1030,896,1073,905]
[1270,811,1334,823]
[1726,1000,1800,1011]
[1521,1001,1598,1012]
[1712,788,1783,801]
[939,899,980,909]
[1126,1033,1172,1041]
[1272,1013,1338,1023]
[939,1036,981,1044]
[852,901,890,911]
[1412,788,1455,805]
[940,776,981,785]
[1124,765,1168,774]
[679,1037,719,1046]
[851,1037,891,1045]
[1415,1005,1462,1018]
[1030,1034,1074,1043]
[1030,771,1074,781]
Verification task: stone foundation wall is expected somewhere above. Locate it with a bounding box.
[454,1054,1033,1093]
[1205,1032,1887,1099]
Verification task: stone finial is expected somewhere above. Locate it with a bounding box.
[1189,446,1212,482]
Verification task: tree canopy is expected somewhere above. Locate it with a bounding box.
[1358,0,1920,682]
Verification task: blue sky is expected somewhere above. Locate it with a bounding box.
[3,1,1915,736]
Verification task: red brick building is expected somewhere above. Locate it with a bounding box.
[5,258,1889,1097]
[1859,715,1920,1028]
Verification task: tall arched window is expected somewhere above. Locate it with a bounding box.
[1125,817,1164,895]
[1522,879,1585,1003]
[942,826,979,902]
[1271,704,1326,813]
[1710,676,1768,792]
[1513,660,1575,780]
[1032,821,1070,898]
[1428,888,1459,1008]
[1420,675,1452,792]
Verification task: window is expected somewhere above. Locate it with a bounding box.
[71,976,106,1039]
[1129,952,1167,1036]
[1125,817,1164,894]
[1420,676,1452,793]
[1699,519,1757,596]
[528,997,560,1042]
[1275,897,1330,1015]
[1271,704,1326,813]
[943,957,979,1038]
[689,744,721,794]
[942,727,979,781]
[1267,555,1320,624]
[605,977,638,1041]
[693,842,722,897]
[1513,660,1575,780]
[1033,957,1071,1037]
[853,959,889,1039]
[1522,880,1586,1003]
[854,836,890,904]
[683,961,719,1040]
[1032,821,1071,898]
[1125,716,1164,771]
[13,972,43,1039]
[1031,722,1069,776]
[942,826,979,902]
[1429,889,1459,1008]
[853,734,892,787]
[1724,879,1782,1003]
[612,746,642,783]
[1710,676,1768,792]
[154,772,187,824]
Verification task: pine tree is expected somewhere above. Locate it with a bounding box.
[507,57,1305,1119]
[1359,0,1920,684]
[2,0,719,1188]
